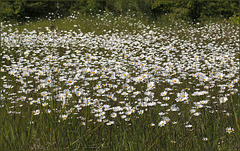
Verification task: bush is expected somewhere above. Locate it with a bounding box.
[0,0,239,23]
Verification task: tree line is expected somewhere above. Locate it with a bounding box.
[0,0,239,24]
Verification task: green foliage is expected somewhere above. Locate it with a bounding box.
[0,2,14,21]
[0,0,239,23]
[230,12,240,25]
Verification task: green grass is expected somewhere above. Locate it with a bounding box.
[0,99,239,150]
[0,12,239,150]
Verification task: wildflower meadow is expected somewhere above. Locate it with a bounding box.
[0,11,239,150]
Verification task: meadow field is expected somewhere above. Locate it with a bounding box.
[0,12,239,150]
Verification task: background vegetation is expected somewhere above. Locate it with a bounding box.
[0,0,239,25]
